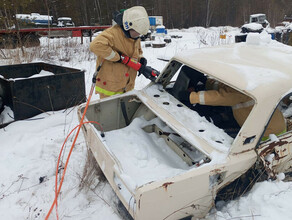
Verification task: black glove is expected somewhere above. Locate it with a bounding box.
[195,82,206,92]
[139,57,147,66]
[139,65,159,82]
[115,51,123,63]
[197,73,207,85]
[192,73,207,92]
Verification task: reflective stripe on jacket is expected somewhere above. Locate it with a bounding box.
[90,25,143,97]
[95,86,124,97]
[190,80,286,138]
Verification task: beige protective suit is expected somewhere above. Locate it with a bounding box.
[189,80,286,139]
[90,25,143,98]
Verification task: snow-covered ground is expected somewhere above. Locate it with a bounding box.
[1,26,292,220]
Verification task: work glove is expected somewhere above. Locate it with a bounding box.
[197,73,207,85]
[139,65,159,82]
[115,51,123,63]
[139,57,147,66]
[193,74,207,92]
[195,81,206,92]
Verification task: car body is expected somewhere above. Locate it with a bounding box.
[78,42,292,220]
[57,17,75,27]
[249,13,268,26]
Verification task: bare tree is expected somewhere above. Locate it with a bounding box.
[93,0,102,25]
[206,0,216,27]
[1,0,292,29]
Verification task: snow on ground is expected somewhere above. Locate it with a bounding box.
[1,26,292,220]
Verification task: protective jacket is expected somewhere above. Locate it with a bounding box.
[90,25,143,98]
[189,80,286,139]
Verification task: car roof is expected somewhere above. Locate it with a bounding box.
[250,13,266,17]
[58,17,72,20]
[172,42,292,102]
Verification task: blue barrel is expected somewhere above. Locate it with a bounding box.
[156,25,165,34]
[270,33,275,40]
[149,17,156,26]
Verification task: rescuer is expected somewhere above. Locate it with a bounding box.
[90,6,154,99]
[181,79,286,140]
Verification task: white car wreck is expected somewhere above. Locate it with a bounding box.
[78,42,292,220]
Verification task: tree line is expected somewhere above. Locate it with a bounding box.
[1,0,292,29]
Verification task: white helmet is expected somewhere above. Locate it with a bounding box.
[123,6,150,35]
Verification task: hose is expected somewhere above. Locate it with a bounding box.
[45,61,104,220]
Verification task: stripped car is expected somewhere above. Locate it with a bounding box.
[78,42,292,220]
